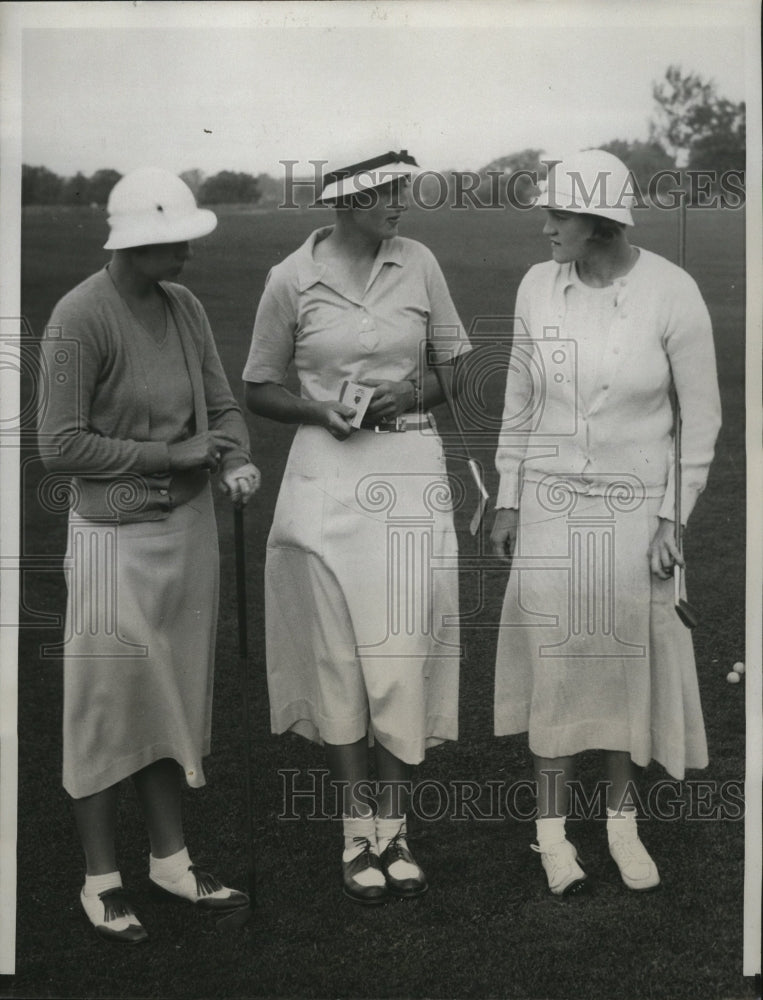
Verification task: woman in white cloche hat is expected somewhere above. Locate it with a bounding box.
[491,149,721,897]
[38,167,260,942]
[244,149,471,904]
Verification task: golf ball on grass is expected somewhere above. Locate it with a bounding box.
[726,671,741,684]
[733,661,745,675]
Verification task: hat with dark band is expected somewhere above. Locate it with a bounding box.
[315,149,419,205]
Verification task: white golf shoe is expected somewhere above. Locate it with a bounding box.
[608,830,661,890]
[531,838,589,897]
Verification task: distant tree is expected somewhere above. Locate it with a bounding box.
[21,164,63,205]
[598,139,675,200]
[180,169,205,198]
[685,98,745,174]
[649,64,745,172]
[87,169,123,206]
[255,172,283,205]
[61,172,91,205]
[198,170,260,205]
[478,148,544,205]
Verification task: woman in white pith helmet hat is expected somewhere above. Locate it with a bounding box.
[244,150,472,904]
[38,167,260,942]
[490,149,721,897]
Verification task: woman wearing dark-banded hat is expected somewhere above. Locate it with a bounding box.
[38,168,260,942]
[244,150,471,904]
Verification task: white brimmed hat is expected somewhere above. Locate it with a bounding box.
[534,149,635,226]
[103,167,218,250]
[314,149,419,205]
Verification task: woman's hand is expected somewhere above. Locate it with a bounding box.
[647,517,684,579]
[364,379,416,422]
[311,400,356,441]
[220,462,261,505]
[167,432,229,471]
[491,508,519,564]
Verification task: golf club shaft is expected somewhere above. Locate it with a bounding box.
[674,195,686,554]
[234,504,257,903]
[430,355,472,457]
[431,358,488,495]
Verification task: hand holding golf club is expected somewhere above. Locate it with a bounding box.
[220,462,261,505]
[647,517,684,580]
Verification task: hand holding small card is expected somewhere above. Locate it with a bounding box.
[339,380,376,429]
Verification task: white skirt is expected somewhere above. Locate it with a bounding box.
[265,423,461,765]
[61,485,219,798]
[494,477,708,779]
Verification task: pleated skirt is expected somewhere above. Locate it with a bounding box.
[62,485,219,798]
[494,477,708,779]
[265,423,461,765]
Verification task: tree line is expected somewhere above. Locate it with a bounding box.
[22,66,744,207]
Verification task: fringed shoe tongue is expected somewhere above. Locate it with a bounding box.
[80,885,148,943]
[149,859,249,911]
[189,865,225,897]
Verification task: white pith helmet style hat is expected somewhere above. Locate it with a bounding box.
[103,167,218,250]
[314,149,419,205]
[534,149,635,226]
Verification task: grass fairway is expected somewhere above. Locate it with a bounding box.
[12,201,750,1000]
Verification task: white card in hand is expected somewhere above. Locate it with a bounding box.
[339,380,375,428]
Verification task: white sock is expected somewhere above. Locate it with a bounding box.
[149,846,192,886]
[83,870,122,898]
[607,807,638,842]
[375,816,406,855]
[342,814,377,856]
[535,816,566,848]
[342,814,384,888]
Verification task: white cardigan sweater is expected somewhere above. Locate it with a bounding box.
[495,249,722,523]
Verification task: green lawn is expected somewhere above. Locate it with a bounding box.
[10,201,751,999]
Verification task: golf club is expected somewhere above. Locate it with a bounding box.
[216,503,257,929]
[673,197,700,630]
[429,351,490,536]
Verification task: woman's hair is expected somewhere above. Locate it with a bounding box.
[584,214,627,243]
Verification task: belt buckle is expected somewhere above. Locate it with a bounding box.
[374,417,407,433]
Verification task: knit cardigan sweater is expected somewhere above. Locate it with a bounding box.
[495,249,722,523]
[38,267,250,523]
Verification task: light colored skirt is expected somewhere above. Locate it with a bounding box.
[265,423,461,765]
[62,485,219,798]
[494,477,708,779]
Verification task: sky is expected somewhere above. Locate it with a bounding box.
[12,1,753,181]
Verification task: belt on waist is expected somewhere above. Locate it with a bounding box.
[360,413,434,433]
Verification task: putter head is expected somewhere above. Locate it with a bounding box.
[673,564,699,629]
[675,598,699,630]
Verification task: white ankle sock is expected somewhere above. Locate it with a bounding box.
[83,870,122,898]
[342,814,377,856]
[535,816,566,848]
[375,817,406,855]
[341,814,384,888]
[606,807,638,841]
[149,846,192,885]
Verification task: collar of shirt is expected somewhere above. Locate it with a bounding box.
[294,226,406,298]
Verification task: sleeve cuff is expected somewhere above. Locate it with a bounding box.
[141,441,171,474]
